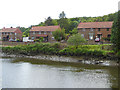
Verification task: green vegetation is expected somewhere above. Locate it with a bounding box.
[18,11,117,36]
[52,28,66,41]
[34,37,44,42]
[67,33,86,48]
[45,16,58,26]
[111,11,120,55]
[2,43,115,58]
[69,28,78,35]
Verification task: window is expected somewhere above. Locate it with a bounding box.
[98,28,100,31]
[10,32,12,35]
[15,33,17,35]
[50,32,52,35]
[81,34,84,37]
[107,28,109,31]
[90,28,93,31]
[39,31,41,34]
[32,37,34,40]
[47,31,50,33]
[89,33,94,40]
[82,28,85,31]
[44,31,46,34]
[33,32,35,34]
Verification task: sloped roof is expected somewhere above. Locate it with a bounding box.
[0,28,22,33]
[77,22,113,29]
[30,25,61,32]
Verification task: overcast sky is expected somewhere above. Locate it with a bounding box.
[0,0,119,28]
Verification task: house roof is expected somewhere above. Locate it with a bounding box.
[77,22,113,29]
[30,25,60,32]
[0,27,22,33]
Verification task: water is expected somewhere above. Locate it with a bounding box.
[1,57,118,88]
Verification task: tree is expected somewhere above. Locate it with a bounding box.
[52,28,66,41]
[67,33,86,48]
[59,11,66,19]
[22,28,30,37]
[69,21,79,31]
[111,11,120,52]
[69,28,78,35]
[45,16,54,26]
[58,11,70,33]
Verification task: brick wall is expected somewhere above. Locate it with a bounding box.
[78,28,111,40]
[29,31,55,42]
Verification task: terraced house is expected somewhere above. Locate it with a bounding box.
[29,25,61,42]
[0,27,22,41]
[77,22,113,41]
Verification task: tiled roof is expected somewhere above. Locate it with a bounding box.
[0,28,22,33]
[77,22,113,29]
[30,25,60,32]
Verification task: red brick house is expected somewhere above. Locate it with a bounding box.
[0,27,22,41]
[77,22,113,41]
[29,25,61,42]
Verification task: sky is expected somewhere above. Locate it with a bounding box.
[0,0,119,28]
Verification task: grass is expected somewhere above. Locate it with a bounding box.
[2,42,115,58]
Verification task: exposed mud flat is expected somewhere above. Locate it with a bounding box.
[1,53,119,66]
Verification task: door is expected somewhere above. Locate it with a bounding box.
[97,34,102,39]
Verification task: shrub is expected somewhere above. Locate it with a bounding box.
[67,33,86,48]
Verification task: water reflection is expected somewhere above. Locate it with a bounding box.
[2,58,118,88]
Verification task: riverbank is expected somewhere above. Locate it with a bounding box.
[1,53,119,66]
[1,42,119,66]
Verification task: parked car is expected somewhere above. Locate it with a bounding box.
[23,37,34,42]
[95,38,100,42]
[27,39,34,42]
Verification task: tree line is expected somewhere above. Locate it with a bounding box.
[19,11,118,36]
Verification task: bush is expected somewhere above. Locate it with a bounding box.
[2,43,108,57]
[16,39,20,42]
[116,51,120,57]
[67,33,86,48]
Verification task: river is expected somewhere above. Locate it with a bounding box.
[1,57,119,88]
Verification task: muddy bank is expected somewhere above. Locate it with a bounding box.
[1,53,119,66]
